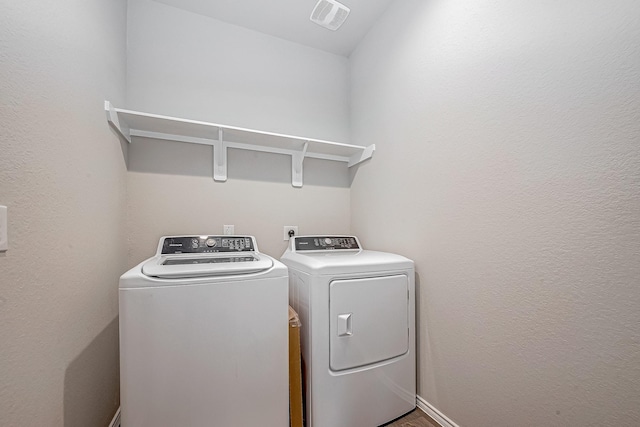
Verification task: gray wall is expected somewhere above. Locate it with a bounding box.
[125,0,351,262]
[0,1,128,426]
[350,0,640,426]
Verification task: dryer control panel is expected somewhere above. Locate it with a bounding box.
[161,236,255,254]
[294,236,360,251]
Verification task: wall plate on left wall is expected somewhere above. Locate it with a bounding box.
[0,206,8,251]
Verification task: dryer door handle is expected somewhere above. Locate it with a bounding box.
[337,313,353,337]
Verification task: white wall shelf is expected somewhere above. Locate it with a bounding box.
[105,101,374,187]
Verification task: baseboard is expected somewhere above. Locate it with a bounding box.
[108,407,121,427]
[416,395,460,427]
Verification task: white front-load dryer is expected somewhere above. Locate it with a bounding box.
[119,235,288,427]
[281,236,416,427]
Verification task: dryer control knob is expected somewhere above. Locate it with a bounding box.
[205,238,217,247]
[324,238,332,245]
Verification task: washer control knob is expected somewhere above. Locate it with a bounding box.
[205,238,217,247]
[324,238,332,245]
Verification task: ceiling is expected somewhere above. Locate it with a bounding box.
[153,0,397,57]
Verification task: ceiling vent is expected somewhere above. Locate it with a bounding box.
[310,0,350,31]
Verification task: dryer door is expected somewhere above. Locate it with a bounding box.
[329,274,409,371]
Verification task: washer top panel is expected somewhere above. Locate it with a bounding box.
[160,235,255,255]
[140,235,274,279]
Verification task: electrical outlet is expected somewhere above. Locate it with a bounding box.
[0,206,7,252]
[223,225,234,235]
[284,226,298,241]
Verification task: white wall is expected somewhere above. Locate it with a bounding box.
[350,0,640,426]
[0,1,127,426]
[127,0,350,141]
[126,0,351,262]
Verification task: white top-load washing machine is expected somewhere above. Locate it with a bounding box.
[281,236,416,427]
[119,235,288,427]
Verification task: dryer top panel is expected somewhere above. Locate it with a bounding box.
[294,236,360,251]
[281,236,413,275]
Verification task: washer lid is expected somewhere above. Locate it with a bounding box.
[142,253,273,278]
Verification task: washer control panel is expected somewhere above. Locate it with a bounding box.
[294,236,360,251]
[161,236,255,254]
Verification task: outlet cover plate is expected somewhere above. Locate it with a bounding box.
[0,206,7,251]
[284,226,298,241]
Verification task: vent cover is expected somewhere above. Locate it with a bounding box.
[310,0,350,31]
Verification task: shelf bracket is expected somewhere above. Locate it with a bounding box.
[291,142,308,188]
[348,144,375,167]
[213,128,228,182]
[104,101,131,143]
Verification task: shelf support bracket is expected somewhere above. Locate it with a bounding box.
[291,142,308,188]
[348,144,375,167]
[104,101,131,143]
[213,128,228,182]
